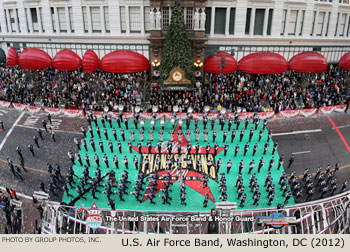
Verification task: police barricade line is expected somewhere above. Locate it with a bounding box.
[319,106,335,114]
[0,100,347,119]
[257,111,275,120]
[61,109,83,117]
[42,107,64,116]
[27,105,43,113]
[278,110,300,118]
[299,108,318,117]
[12,103,28,111]
[0,100,11,108]
[333,104,346,113]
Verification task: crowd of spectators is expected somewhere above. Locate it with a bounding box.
[0,65,145,112]
[150,66,350,113]
[1,64,350,113]
[0,188,22,234]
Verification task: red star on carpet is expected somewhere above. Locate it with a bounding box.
[141,170,216,203]
[132,123,225,205]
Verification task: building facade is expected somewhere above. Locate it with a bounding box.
[1,0,350,75]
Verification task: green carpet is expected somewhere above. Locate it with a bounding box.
[62,118,295,211]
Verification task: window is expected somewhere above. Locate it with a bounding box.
[104,6,110,33]
[51,7,56,32]
[39,7,44,32]
[57,7,67,32]
[267,9,273,35]
[339,13,347,36]
[229,8,235,35]
[254,9,265,35]
[325,11,330,36]
[120,6,126,33]
[82,7,88,32]
[245,8,251,35]
[298,10,305,35]
[16,9,21,32]
[144,7,150,32]
[280,9,287,35]
[25,8,30,32]
[162,7,170,30]
[30,8,38,32]
[30,8,38,23]
[9,9,15,32]
[91,7,101,33]
[288,10,298,35]
[347,14,350,36]
[334,12,340,36]
[185,7,193,30]
[69,7,74,32]
[214,8,226,34]
[310,11,316,35]
[316,12,326,36]
[205,7,211,34]
[129,6,141,32]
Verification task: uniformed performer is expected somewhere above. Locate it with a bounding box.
[99,140,104,153]
[258,129,264,142]
[234,144,240,157]
[268,157,275,171]
[94,154,100,167]
[113,155,119,169]
[272,142,278,155]
[109,141,114,153]
[239,129,245,142]
[129,128,135,142]
[123,156,129,169]
[112,128,117,140]
[120,129,126,142]
[249,128,254,142]
[118,141,122,153]
[248,160,255,174]
[224,143,229,156]
[244,143,249,156]
[90,138,96,152]
[257,157,265,173]
[226,160,232,174]
[244,117,249,130]
[82,139,87,151]
[149,128,154,141]
[231,129,236,143]
[263,142,269,155]
[223,130,227,143]
[203,128,209,142]
[195,127,200,141]
[158,129,163,142]
[103,154,109,168]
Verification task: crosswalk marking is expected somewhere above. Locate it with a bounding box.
[0,109,8,116]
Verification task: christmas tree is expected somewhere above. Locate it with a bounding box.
[159,0,195,85]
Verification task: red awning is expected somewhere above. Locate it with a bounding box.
[7,47,18,67]
[289,52,328,73]
[82,50,99,73]
[100,50,150,73]
[204,51,237,74]
[52,49,81,71]
[339,52,350,70]
[238,52,288,74]
[18,48,51,70]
